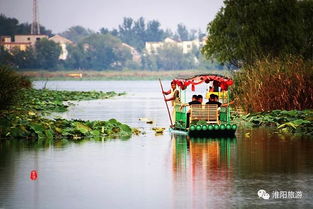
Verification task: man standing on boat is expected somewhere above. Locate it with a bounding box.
[163,81,180,124]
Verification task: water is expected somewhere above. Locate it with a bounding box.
[0,80,312,209]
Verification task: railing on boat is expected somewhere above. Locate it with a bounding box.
[190,104,219,124]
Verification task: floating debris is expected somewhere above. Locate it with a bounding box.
[132,128,142,135]
[152,127,166,134]
[139,118,154,124]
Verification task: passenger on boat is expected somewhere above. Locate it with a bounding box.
[206,94,234,107]
[197,95,203,104]
[184,95,203,128]
[206,94,222,107]
[188,95,200,105]
[181,95,201,108]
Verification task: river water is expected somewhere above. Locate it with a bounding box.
[0,80,312,209]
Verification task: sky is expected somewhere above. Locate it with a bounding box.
[0,0,224,34]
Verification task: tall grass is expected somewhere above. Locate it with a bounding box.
[0,65,32,110]
[233,57,313,112]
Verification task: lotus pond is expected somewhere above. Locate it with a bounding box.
[0,80,312,209]
[0,88,133,140]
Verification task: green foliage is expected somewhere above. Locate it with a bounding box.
[240,110,313,136]
[35,38,61,69]
[0,87,132,140]
[0,14,52,36]
[0,113,133,140]
[18,88,120,114]
[65,34,132,70]
[60,25,94,43]
[117,17,166,51]
[202,0,313,66]
[0,46,14,65]
[1,14,212,71]
[176,24,189,41]
[0,65,31,110]
[10,47,36,69]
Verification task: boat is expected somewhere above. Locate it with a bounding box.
[167,74,237,137]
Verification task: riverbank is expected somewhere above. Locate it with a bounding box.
[19,69,229,80]
[0,88,134,140]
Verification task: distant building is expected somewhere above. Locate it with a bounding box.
[49,34,74,60]
[145,38,176,54]
[14,35,48,46]
[122,43,141,63]
[0,34,48,52]
[145,37,206,54]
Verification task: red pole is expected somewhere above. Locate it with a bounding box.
[159,79,173,126]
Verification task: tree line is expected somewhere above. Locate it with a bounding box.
[0,15,218,70]
[61,17,206,51]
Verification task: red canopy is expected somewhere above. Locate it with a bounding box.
[172,74,233,91]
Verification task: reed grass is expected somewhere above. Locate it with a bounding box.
[232,57,313,112]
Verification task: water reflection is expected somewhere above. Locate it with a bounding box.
[171,134,237,209]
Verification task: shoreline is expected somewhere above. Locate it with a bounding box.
[18,69,230,81]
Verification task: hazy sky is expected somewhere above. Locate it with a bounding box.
[0,0,224,34]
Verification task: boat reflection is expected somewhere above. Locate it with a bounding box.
[171,134,237,209]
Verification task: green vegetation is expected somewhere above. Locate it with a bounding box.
[201,0,313,137]
[0,113,133,140]
[35,39,62,69]
[1,14,222,71]
[1,39,61,70]
[0,66,133,140]
[0,65,31,110]
[0,14,52,36]
[202,0,312,67]
[238,110,313,136]
[65,34,132,70]
[18,88,125,114]
[0,88,131,140]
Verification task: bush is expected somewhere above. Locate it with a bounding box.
[233,57,313,112]
[0,65,32,110]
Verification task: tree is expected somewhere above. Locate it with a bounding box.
[11,47,36,69]
[64,44,88,69]
[145,20,165,42]
[117,17,165,51]
[60,26,94,43]
[0,14,19,36]
[118,17,136,46]
[0,46,14,66]
[0,14,52,36]
[202,0,313,67]
[35,38,61,69]
[66,34,132,70]
[133,17,146,50]
[176,24,189,41]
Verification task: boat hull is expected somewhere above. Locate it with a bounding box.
[170,128,236,137]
